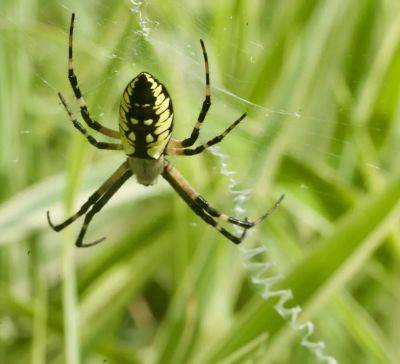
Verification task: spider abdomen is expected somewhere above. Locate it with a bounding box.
[119,72,174,160]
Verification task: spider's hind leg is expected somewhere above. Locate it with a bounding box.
[167,113,247,156]
[67,13,120,139]
[171,39,211,149]
[58,92,123,151]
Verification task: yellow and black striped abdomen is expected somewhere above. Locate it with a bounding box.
[119,72,174,159]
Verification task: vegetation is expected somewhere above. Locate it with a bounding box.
[1,0,399,363]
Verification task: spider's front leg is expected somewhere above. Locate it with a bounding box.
[74,167,132,247]
[47,160,132,247]
[162,160,283,244]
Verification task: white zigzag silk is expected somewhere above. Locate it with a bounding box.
[210,146,337,364]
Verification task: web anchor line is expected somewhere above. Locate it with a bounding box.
[210,146,337,364]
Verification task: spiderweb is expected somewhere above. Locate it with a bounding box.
[6,0,395,362]
[126,1,338,362]
[210,144,337,364]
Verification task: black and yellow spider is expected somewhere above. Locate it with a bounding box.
[47,13,284,247]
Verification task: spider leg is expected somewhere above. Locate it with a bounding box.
[163,160,282,228]
[58,92,123,150]
[167,113,246,156]
[75,167,132,247]
[162,161,282,244]
[196,193,284,228]
[170,39,211,148]
[47,160,130,232]
[162,163,245,244]
[67,13,120,139]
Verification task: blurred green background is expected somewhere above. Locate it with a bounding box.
[1,0,400,363]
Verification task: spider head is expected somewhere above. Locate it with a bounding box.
[128,156,164,186]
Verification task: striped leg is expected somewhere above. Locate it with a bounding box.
[47,161,130,232]
[170,39,211,149]
[75,167,132,247]
[167,113,246,156]
[163,160,282,228]
[58,92,123,150]
[67,13,119,139]
[196,194,284,228]
[162,162,245,244]
[162,161,283,244]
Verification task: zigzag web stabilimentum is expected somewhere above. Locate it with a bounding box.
[126,3,345,362]
[27,2,396,362]
[210,146,337,364]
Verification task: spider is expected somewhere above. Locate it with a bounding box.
[47,13,284,247]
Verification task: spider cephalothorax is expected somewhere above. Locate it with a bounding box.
[47,13,284,247]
